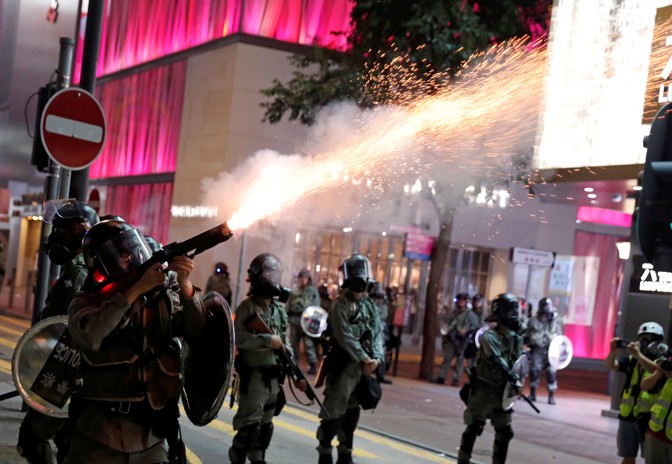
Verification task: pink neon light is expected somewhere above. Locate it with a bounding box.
[73,0,352,82]
[89,61,187,178]
[104,182,174,244]
[576,206,632,228]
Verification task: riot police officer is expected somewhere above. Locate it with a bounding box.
[527,297,563,404]
[369,281,392,384]
[434,293,478,386]
[17,199,98,464]
[205,261,233,305]
[285,268,321,374]
[316,253,384,464]
[64,219,206,464]
[457,293,523,464]
[229,253,306,464]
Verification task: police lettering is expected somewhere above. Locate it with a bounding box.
[52,342,80,368]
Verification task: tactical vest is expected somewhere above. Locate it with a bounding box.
[237,298,286,367]
[79,291,180,409]
[619,358,657,419]
[649,377,672,440]
[328,293,379,361]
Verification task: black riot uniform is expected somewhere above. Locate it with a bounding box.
[17,199,98,464]
[63,220,206,464]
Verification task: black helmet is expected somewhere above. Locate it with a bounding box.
[83,220,152,287]
[248,253,288,300]
[369,281,385,299]
[99,214,125,222]
[215,261,229,276]
[44,199,99,265]
[339,253,374,292]
[297,268,311,278]
[490,293,520,330]
[455,293,469,303]
[143,235,162,253]
[537,297,553,315]
[44,199,99,228]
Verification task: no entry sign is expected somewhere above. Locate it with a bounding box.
[40,88,107,170]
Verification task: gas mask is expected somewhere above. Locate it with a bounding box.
[45,227,80,265]
[253,281,291,302]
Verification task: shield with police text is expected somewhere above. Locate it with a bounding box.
[12,316,78,418]
[181,291,235,426]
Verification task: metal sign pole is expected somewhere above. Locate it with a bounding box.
[32,38,74,324]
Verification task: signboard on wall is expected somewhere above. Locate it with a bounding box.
[403,231,435,261]
[629,255,672,294]
[509,247,555,267]
[643,5,672,123]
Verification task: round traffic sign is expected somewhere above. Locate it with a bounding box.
[40,88,107,170]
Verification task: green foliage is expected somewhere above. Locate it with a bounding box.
[261,0,551,125]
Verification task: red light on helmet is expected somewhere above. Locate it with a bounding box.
[93,269,107,284]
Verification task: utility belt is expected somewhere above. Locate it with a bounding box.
[82,398,156,418]
[87,398,149,416]
[83,397,180,439]
[235,355,284,394]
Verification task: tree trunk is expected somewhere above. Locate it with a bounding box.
[418,212,454,380]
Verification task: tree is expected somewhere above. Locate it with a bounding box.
[261,0,551,380]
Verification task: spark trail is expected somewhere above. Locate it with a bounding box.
[203,37,548,230]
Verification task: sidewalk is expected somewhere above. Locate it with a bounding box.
[0,303,619,464]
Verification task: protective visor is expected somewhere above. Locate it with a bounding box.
[96,229,153,280]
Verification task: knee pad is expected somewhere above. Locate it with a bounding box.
[465,420,485,438]
[233,423,261,449]
[495,425,514,442]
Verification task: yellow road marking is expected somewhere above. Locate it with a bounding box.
[282,404,454,463]
[185,447,203,464]
[0,358,12,375]
[0,335,17,350]
[0,315,30,328]
[0,323,27,337]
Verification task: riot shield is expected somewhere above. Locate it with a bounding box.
[502,354,529,411]
[12,316,78,418]
[300,305,328,338]
[181,291,235,426]
[473,325,490,349]
[548,335,574,370]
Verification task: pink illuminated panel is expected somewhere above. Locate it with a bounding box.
[90,61,187,178]
[74,0,352,81]
[576,206,632,228]
[104,182,174,244]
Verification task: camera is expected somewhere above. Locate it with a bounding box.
[616,339,631,349]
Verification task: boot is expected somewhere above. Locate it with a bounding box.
[432,377,446,385]
[548,391,555,405]
[336,453,355,464]
[318,454,333,464]
[529,387,536,402]
[307,363,317,375]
